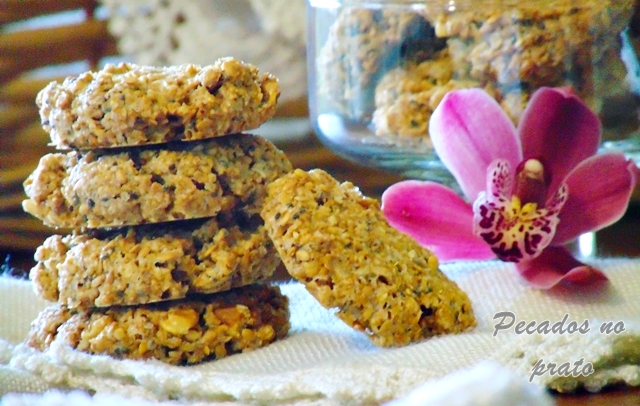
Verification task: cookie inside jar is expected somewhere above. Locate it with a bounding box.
[311,0,638,150]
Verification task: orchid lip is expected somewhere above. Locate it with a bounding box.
[472,159,567,262]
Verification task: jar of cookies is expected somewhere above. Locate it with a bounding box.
[308,0,640,187]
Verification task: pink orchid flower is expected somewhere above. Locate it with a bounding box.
[382,87,640,289]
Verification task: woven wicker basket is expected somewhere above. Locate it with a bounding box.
[1,0,119,251]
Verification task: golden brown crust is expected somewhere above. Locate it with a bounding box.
[22,134,292,229]
[261,169,476,347]
[27,284,290,365]
[31,212,279,308]
[37,58,280,149]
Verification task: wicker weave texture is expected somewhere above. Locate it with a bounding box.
[1,1,118,250]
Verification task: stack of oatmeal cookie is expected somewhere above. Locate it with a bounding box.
[21,58,293,365]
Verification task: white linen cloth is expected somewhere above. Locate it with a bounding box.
[1,259,640,405]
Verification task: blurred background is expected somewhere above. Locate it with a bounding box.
[1,0,639,277]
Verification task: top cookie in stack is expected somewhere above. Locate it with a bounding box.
[22,58,293,365]
[36,57,279,149]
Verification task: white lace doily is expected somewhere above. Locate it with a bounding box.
[3,260,640,405]
[100,0,308,103]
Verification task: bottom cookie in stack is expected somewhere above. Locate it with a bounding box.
[27,284,290,365]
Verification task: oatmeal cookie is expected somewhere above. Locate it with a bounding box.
[372,50,494,140]
[27,284,290,365]
[317,8,446,120]
[316,0,633,141]
[261,169,476,347]
[437,0,634,92]
[37,57,280,149]
[22,134,292,229]
[31,212,279,308]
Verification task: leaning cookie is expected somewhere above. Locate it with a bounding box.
[27,284,290,365]
[261,169,476,347]
[31,212,279,308]
[37,57,280,149]
[22,134,292,229]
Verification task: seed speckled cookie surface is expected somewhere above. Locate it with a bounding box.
[37,58,280,149]
[27,284,290,365]
[31,212,279,308]
[22,134,292,229]
[261,169,476,347]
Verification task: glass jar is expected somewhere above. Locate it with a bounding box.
[307,0,640,188]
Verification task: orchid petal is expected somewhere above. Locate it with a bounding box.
[518,87,601,194]
[382,180,495,261]
[515,246,608,289]
[552,153,640,245]
[430,88,522,202]
[472,160,566,263]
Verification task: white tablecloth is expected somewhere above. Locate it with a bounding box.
[2,259,640,405]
